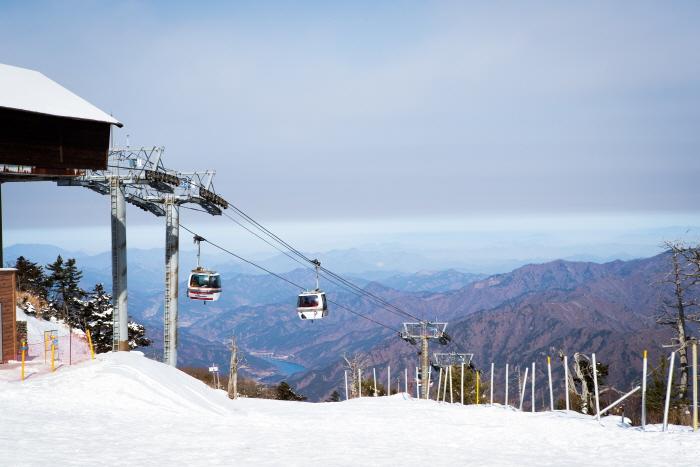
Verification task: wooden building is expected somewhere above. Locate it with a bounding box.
[0,63,122,362]
[0,269,17,363]
[0,62,122,178]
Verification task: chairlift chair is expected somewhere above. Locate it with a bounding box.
[187,235,222,302]
[297,259,328,320]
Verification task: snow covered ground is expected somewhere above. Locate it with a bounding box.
[1,351,699,466]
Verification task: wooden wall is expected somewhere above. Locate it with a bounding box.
[0,107,110,170]
[0,269,17,363]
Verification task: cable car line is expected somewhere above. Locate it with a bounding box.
[219,208,421,321]
[178,224,401,333]
[180,179,423,322]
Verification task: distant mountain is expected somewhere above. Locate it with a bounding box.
[379,269,486,293]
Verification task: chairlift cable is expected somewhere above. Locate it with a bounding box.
[178,224,401,333]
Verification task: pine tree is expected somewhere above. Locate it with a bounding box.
[77,283,152,353]
[326,390,341,402]
[45,256,86,325]
[14,256,48,298]
[275,381,307,401]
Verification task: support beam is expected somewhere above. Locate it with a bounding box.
[421,330,430,400]
[110,176,129,351]
[164,196,179,366]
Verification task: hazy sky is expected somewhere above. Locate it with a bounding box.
[1,1,698,261]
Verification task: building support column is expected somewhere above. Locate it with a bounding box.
[110,176,129,351]
[164,195,179,366]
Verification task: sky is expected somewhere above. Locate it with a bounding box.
[1,1,699,268]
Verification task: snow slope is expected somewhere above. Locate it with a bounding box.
[1,352,699,466]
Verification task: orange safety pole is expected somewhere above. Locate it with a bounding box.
[20,340,27,381]
[86,329,95,360]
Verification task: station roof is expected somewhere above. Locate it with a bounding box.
[0,63,122,127]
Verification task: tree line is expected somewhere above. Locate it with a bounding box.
[14,255,151,353]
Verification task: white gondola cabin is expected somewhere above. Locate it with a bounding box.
[188,234,222,302]
[188,267,222,302]
[297,291,328,320]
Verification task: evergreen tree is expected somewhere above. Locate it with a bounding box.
[275,381,307,401]
[14,256,48,298]
[45,256,86,325]
[326,390,341,402]
[77,283,152,353]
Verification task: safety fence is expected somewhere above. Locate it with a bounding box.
[345,346,700,433]
[1,330,94,382]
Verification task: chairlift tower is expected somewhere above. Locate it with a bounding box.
[400,321,450,399]
[58,147,227,361]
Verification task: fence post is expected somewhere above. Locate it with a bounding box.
[373,368,378,397]
[449,366,454,403]
[564,355,570,411]
[358,368,362,398]
[490,362,494,405]
[592,353,601,422]
[344,370,349,400]
[641,350,648,430]
[692,343,698,432]
[547,356,554,411]
[427,367,432,400]
[387,365,391,396]
[20,340,26,381]
[50,336,56,372]
[86,329,95,360]
[461,362,465,405]
[663,351,675,432]
[416,366,420,399]
[437,367,443,402]
[476,370,480,405]
[531,361,536,413]
[519,367,529,411]
[505,363,509,407]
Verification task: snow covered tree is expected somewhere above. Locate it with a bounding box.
[342,353,367,399]
[77,283,151,353]
[275,381,307,401]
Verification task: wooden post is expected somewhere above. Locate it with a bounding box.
[592,353,601,422]
[50,336,56,372]
[490,362,494,405]
[547,356,554,411]
[663,352,675,431]
[564,355,570,411]
[476,370,480,405]
[641,350,648,429]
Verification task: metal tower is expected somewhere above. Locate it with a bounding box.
[401,321,450,399]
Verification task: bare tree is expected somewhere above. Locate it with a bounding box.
[342,353,367,399]
[656,242,700,400]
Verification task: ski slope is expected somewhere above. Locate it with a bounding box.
[1,351,698,466]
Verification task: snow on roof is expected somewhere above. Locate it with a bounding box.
[0,63,122,127]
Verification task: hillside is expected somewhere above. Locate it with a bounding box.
[1,352,697,466]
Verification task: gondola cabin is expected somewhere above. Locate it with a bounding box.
[297,291,328,320]
[188,268,222,302]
